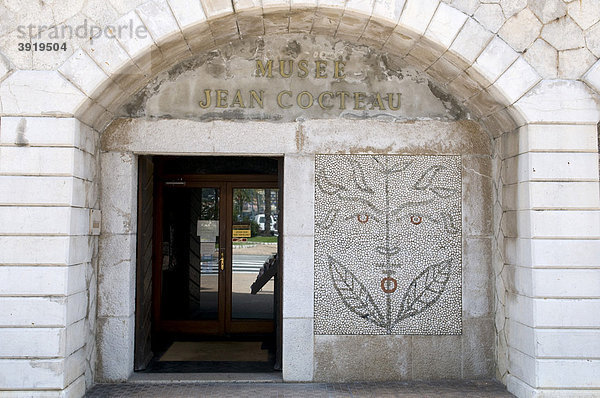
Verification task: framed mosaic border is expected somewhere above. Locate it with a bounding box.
[314,155,462,335]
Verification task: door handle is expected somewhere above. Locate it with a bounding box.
[220,251,224,271]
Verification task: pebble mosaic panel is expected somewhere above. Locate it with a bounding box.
[314,155,462,335]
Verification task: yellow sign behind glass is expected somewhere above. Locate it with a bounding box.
[233,230,251,238]
[232,224,251,238]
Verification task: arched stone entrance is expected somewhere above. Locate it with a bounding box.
[0,1,599,397]
[99,116,492,382]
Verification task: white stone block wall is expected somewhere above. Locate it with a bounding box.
[0,0,598,396]
[499,123,600,397]
[282,154,315,382]
[0,117,100,396]
[96,151,137,382]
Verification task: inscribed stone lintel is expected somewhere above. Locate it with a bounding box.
[314,155,462,335]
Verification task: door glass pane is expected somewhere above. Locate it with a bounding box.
[161,187,220,320]
[232,188,278,320]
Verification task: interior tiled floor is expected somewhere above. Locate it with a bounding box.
[86,380,514,397]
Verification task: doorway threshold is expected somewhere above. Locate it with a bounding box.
[129,372,283,384]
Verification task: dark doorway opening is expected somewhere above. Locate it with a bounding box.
[135,156,283,374]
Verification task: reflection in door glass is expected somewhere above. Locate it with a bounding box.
[161,187,220,320]
[232,188,278,320]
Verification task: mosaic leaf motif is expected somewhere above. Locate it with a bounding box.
[316,208,339,230]
[375,244,402,257]
[375,159,413,176]
[328,256,385,328]
[316,171,347,195]
[413,165,445,190]
[396,258,453,323]
[314,155,462,335]
[436,212,460,235]
[350,159,374,194]
[430,186,459,198]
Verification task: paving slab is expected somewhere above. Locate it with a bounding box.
[86,379,514,397]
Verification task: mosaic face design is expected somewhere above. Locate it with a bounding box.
[314,155,462,335]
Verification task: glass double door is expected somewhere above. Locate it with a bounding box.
[155,176,279,335]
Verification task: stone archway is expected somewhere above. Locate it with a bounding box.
[0,1,599,397]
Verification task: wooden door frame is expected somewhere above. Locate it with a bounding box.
[153,178,227,335]
[135,156,154,370]
[152,168,279,336]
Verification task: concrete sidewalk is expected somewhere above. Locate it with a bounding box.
[86,380,514,397]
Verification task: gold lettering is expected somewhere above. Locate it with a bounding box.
[256,60,273,77]
[249,90,264,108]
[277,90,293,109]
[297,60,309,78]
[335,91,350,109]
[370,93,386,110]
[334,61,346,79]
[198,89,212,108]
[231,89,245,108]
[315,60,327,79]
[279,60,293,78]
[216,89,228,108]
[387,93,401,110]
[318,91,334,110]
[297,91,314,109]
[354,92,366,110]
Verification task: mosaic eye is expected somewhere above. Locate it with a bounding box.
[410,215,423,225]
[357,214,369,224]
